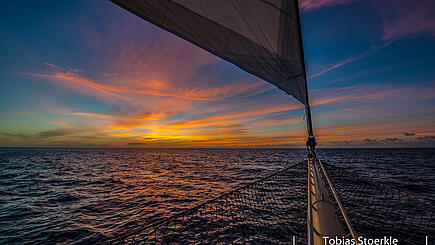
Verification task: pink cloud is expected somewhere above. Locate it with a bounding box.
[300,0,356,11]
[301,0,434,44]
[311,82,435,106]
[28,66,266,102]
[370,0,435,42]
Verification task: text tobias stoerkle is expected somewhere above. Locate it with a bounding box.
[322,236,399,245]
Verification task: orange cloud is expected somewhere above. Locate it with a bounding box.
[45,80,433,148]
[68,112,117,118]
[316,117,435,141]
[29,70,265,102]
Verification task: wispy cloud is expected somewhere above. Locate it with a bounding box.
[316,117,435,146]
[6,77,433,147]
[69,110,176,130]
[301,0,434,45]
[300,0,356,11]
[311,82,435,106]
[371,0,435,43]
[28,66,265,102]
[38,128,83,138]
[308,54,365,79]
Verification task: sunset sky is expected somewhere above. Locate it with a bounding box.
[0,0,434,148]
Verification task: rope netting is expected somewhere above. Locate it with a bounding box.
[322,161,433,244]
[110,161,433,244]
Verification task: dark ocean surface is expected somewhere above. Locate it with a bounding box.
[0,148,434,244]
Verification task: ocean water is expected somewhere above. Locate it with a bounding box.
[0,148,434,244]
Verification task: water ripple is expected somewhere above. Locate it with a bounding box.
[0,148,433,244]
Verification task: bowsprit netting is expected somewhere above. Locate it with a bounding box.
[321,161,434,245]
[111,162,308,244]
[110,161,434,244]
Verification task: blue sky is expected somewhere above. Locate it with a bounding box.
[0,0,434,147]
